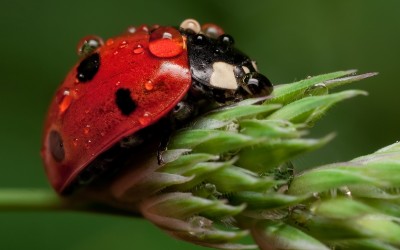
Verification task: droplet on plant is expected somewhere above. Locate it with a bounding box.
[303,83,329,97]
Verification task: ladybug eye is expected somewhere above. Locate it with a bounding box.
[49,130,65,162]
[242,72,273,97]
[218,34,234,46]
[172,101,193,122]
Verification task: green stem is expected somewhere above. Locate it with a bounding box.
[0,188,71,211]
[0,188,141,217]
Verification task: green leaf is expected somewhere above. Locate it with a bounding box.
[267,90,367,124]
[207,166,277,193]
[231,192,309,209]
[169,129,259,154]
[251,222,330,250]
[267,70,357,105]
[237,134,334,172]
[141,192,245,220]
[204,104,281,121]
[310,198,378,219]
[324,72,378,89]
[239,119,301,139]
[166,160,236,191]
[289,145,400,195]
[334,239,398,250]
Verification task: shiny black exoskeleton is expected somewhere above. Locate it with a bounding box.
[185,32,273,103]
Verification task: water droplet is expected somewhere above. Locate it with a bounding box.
[138,25,149,32]
[339,186,352,197]
[106,39,114,46]
[119,40,128,49]
[303,83,328,97]
[85,139,92,149]
[149,27,184,58]
[144,80,154,91]
[84,124,91,134]
[204,183,217,194]
[139,112,152,126]
[150,24,160,32]
[216,34,234,53]
[193,34,207,45]
[72,138,79,146]
[126,26,136,34]
[218,34,234,46]
[115,81,121,86]
[188,216,213,237]
[312,192,320,199]
[57,89,73,113]
[201,23,225,38]
[133,44,144,54]
[72,88,79,97]
[180,18,201,33]
[77,35,104,56]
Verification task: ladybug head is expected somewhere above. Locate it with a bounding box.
[181,19,273,103]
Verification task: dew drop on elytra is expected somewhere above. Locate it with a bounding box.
[139,112,152,125]
[83,124,90,134]
[126,26,136,34]
[201,23,225,39]
[133,44,144,54]
[106,39,114,46]
[58,88,72,113]
[144,80,154,91]
[77,35,104,56]
[119,40,128,49]
[85,139,92,149]
[149,27,184,58]
[303,83,328,97]
[138,25,149,33]
[72,138,79,147]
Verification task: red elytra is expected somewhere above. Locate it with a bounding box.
[41,27,191,193]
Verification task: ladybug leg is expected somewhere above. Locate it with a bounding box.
[157,100,198,165]
[156,118,173,165]
[157,134,170,165]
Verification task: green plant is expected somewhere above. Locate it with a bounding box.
[2,70,399,250]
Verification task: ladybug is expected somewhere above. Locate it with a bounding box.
[41,19,273,194]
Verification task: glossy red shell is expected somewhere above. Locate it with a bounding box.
[41,27,191,193]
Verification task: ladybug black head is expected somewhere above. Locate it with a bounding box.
[185,30,272,103]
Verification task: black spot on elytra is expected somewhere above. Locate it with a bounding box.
[115,88,137,116]
[76,53,100,82]
[49,130,65,162]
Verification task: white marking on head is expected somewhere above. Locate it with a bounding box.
[210,62,238,90]
[242,66,250,74]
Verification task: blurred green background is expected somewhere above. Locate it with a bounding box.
[1,0,400,249]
